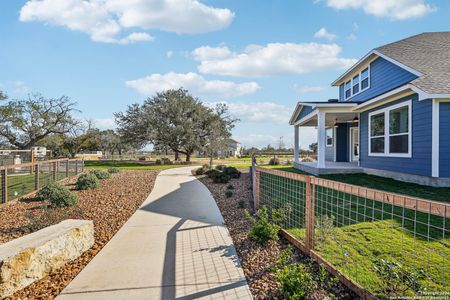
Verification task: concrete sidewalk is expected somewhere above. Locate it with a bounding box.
[57,167,252,300]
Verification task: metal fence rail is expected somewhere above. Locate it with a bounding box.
[252,166,450,299]
[0,158,84,204]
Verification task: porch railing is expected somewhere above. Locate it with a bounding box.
[0,158,84,204]
[251,164,450,299]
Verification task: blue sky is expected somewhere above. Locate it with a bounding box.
[1,0,449,149]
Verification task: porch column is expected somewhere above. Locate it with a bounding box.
[294,125,299,163]
[317,110,326,168]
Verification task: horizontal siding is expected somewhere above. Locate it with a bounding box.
[439,103,450,177]
[295,106,315,123]
[339,57,418,103]
[360,94,432,177]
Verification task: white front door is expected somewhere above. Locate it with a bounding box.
[350,127,359,162]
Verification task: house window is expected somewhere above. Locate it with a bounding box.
[352,75,359,94]
[345,81,351,99]
[326,128,333,147]
[343,66,370,100]
[368,100,411,157]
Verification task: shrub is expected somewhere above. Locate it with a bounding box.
[90,169,110,180]
[247,206,280,244]
[227,184,234,190]
[155,157,172,165]
[215,164,226,171]
[238,199,246,208]
[223,166,241,179]
[225,190,233,198]
[275,264,315,300]
[193,167,205,175]
[207,169,231,184]
[36,183,78,207]
[76,174,99,190]
[315,215,336,244]
[107,167,120,174]
[268,157,280,165]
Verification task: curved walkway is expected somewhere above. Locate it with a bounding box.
[57,167,252,300]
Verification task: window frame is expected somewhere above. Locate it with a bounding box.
[368,100,412,158]
[344,65,371,100]
[326,127,334,147]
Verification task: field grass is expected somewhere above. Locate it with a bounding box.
[83,160,198,170]
[259,171,450,297]
[269,166,450,203]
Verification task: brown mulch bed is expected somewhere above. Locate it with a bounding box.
[0,170,158,299]
[199,170,358,300]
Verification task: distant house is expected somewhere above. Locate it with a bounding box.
[290,32,450,186]
[218,139,242,158]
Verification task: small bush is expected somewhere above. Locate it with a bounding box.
[223,166,241,179]
[268,157,280,165]
[155,157,172,165]
[207,169,231,184]
[226,184,234,190]
[36,183,78,207]
[107,167,120,174]
[275,264,315,300]
[238,199,246,208]
[76,174,99,190]
[247,206,280,244]
[225,190,233,198]
[89,169,110,180]
[193,167,205,175]
[315,215,336,244]
[215,164,226,171]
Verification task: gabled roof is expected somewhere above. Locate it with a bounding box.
[375,32,450,94]
[332,32,450,95]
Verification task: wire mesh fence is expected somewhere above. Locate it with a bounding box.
[0,158,84,203]
[253,166,450,299]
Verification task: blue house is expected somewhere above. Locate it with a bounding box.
[289,32,450,186]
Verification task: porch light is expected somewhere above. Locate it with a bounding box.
[333,118,339,128]
[352,116,359,123]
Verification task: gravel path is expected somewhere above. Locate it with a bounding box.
[0,170,159,300]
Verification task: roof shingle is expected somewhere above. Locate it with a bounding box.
[375,32,450,94]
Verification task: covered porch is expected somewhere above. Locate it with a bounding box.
[291,102,362,175]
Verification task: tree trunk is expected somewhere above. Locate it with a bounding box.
[209,155,213,169]
[175,150,179,161]
[185,152,191,162]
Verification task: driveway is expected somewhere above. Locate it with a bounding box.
[57,166,252,300]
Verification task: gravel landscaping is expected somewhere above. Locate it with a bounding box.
[199,170,359,300]
[0,170,158,299]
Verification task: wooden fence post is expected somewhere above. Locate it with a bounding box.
[66,159,69,177]
[305,176,315,251]
[254,169,260,211]
[52,162,57,181]
[34,164,39,191]
[1,169,7,204]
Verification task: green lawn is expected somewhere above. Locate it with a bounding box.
[269,166,450,203]
[258,170,450,297]
[83,160,199,170]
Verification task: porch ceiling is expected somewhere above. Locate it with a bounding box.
[300,112,359,127]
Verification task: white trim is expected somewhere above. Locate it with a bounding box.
[344,65,371,100]
[432,99,439,177]
[349,127,359,162]
[294,125,299,163]
[317,111,326,168]
[368,100,412,158]
[294,109,318,126]
[326,127,334,147]
[333,127,337,162]
[332,49,422,86]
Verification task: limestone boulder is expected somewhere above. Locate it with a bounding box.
[0,219,94,298]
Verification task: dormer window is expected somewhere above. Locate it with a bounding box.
[343,66,370,100]
[345,81,351,99]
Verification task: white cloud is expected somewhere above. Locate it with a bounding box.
[125,72,260,98]
[209,101,291,124]
[166,51,174,58]
[294,84,329,93]
[93,118,116,130]
[193,43,357,77]
[314,27,337,41]
[347,33,357,41]
[19,0,234,43]
[322,0,435,20]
